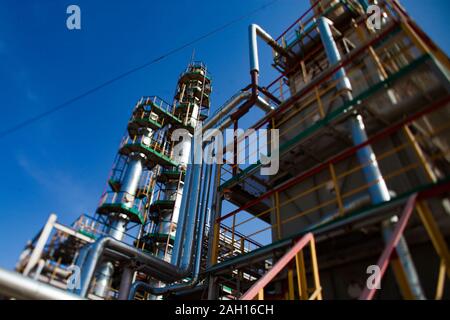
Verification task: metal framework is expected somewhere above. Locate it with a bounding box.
[2,0,450,301]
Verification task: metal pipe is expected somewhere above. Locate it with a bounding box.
[74,236,188,297]
[318,15,425,299]
[23,213,57,276]
[118,267,134,300]
[255,96,274,113]
[382,221,426,299]
[74,25,280,299]
[179,162,204,270]
[128,164,213,298]
[317,17,352,94]
[0,267,84,300]
[206,165,221,268]
[358,0,370,11]
[203,91,251,131]
[170,152,195,266]
[93,261,113,298]
[170,132,203,266]
[249,24,287,74]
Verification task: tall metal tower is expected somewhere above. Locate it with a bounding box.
[93,62,212,297]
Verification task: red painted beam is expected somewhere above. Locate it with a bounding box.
[217,94,450,223]
[359,193,418,300]
[240,233,314,300]
[276,0,322,41]
[253,22,400,131]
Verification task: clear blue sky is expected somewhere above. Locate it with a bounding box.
[0,0,448,269]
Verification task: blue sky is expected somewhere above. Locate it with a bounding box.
[0,0,449,269]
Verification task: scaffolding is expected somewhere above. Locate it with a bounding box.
[207,0,450,300]
[3,0,450,301]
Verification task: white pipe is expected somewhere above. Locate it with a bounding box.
[203,91,251,131]
[249,24,286,73]
[0,267,84,300]
[128,164,213,298]
[256,96,274,113]
[23,213,57,276]
[32,259,46,281]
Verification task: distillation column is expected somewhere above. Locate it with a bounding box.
[93,126,155,297]
[133,62,212,298]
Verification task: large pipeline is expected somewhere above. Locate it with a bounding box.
[0,267,84,300]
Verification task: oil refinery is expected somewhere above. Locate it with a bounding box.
[0,0,449,301]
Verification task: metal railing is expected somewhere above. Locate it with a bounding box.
[240,233,322,300]
[213,95,450,260]
[359,192,450,300]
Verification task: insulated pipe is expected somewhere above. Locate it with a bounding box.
[32,259,46,281]
[74,236,189,297]
[307,190,397,230]
[170,133,202,266]
[256,96,274,113]
[381,222,426,299]
[42,261,71,278]
[178,162,204,270]
[170,154,195,266]
[249,24,287,74]
[350,115,392,203]
[77,26,278,299]
[202,91,251,131]
[23,213,57,276]
[0,267,84,300]
[318,14,425,299]
[121,155,144,201]
[75,159,206,297]
[128,164,213,298]
[93,261,113,298]
[118,267,134,300]
[317,17,352,94]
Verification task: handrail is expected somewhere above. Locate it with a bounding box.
[359,189,450,300]
[359,193,417,300]
[240,232,321,300]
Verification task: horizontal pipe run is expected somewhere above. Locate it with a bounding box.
[203,91,251,132]
[75,236,190,297]
[0,267,84,300]
[255,96,274,113]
